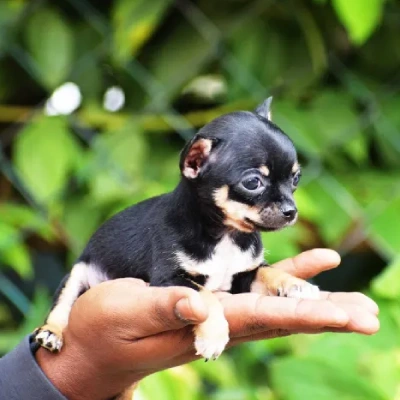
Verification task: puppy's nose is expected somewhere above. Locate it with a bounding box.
[280,205,297,220]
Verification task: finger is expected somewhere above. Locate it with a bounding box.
[272,249,341,279]
[321,291,379,315]
[332,303,380,335]
[99,283,209,338]
[221,293,349,338]
[229,327,352,346]
[215,292,232,300]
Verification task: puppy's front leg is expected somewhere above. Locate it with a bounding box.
[33,262,89,352]
[193,289,229,361]
[251,263,320,299]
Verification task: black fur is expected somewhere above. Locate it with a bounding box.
[77,101,300,292]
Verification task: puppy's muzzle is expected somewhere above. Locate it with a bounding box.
[280,204,297,222]
[251,203,298,231]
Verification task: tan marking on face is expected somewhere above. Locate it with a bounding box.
[259,165,270,176]
[292,162,300,174]
[214,185,263,232]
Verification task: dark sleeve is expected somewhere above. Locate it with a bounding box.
[0,335,67,400]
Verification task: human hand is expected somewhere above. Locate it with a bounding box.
[36,249,379,400]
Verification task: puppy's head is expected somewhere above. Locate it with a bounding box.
[180,97,301,233]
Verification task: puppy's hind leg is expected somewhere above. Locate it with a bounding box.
[251,264,319,299]
[33,262,89,352]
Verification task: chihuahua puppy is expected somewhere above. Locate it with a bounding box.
[33,98,319,365]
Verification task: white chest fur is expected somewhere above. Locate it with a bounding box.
[176,235,264,291]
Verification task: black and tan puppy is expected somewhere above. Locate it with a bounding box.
[33,97,319,363]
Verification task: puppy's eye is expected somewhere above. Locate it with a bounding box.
[293,172,301,187]
[242,177,262,191]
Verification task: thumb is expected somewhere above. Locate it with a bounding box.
[123,286,209,338]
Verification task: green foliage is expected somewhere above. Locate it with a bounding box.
[25,8,74,90]
[13,116,82,208]
[112,0,173,64]
[0,1,399,399]
[332,0,384,45]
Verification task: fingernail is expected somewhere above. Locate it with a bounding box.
[175,294,208,323]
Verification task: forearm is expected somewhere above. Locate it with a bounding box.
[35,329,141,400]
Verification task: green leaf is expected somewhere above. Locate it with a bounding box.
[192,356,239,388]
[0,288,51,354]
[13,116,82,207]
[367,196,400,258]
[25,8,74,89]
[139,366,201,400]
[70,25,103,101]
[228,21,286,99]
[19,287,52,334]
[301,177,356,245]
[360,349,400,399]
[0,1,26,53]
[261,224,309,264]
[0,222,32,278]
[371,256,400,299]
[62,197,103,255]
[332,0,384,45]
[112,0,172,64]
[373,97,400,168]
[146,20,215,106]
[271,357,387,400]
[0,203,53,240]
[88,121,147,204]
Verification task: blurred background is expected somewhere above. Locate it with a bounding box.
[0,0,399,398]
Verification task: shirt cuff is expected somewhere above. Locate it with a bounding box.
[0,335,67,400]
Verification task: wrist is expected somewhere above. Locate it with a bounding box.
[35,330,140,400]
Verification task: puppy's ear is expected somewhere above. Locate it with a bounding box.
[180,136,216,179]
[255,96,273,120]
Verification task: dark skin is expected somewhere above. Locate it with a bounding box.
[36,249,379,400]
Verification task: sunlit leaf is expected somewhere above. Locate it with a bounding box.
[25,7,74,89]
[332,0,384,45]
[13,116,82,207]
[371,256,400,299]
[112,0,172,64]
[0,203,53,240]
[361,349,400,399]
[271,357,387,400]
[139,366,201,400]
[367,196,400,257]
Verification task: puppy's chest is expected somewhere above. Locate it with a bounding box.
[176,235,264,291]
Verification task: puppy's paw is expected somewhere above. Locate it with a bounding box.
[194,333,229,361]
[193,319,230,361]
[33,324,63,353]
[277,278,319,300]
